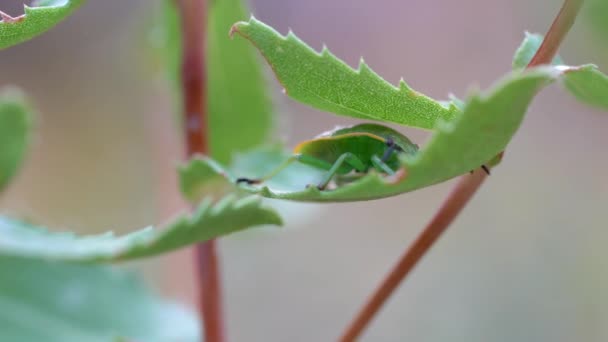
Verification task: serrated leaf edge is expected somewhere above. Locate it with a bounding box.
[0,195,281,262]
[230,16,457,129]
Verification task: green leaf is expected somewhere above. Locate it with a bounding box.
[179,146,326,201]
[561,64,608,110]
[0,256,199,342]
[512,32,563,70]
[208,0,274,164]
[230,17,458,130]
[161,0,274,165]
[0,195,281,262]
[0,0,85,50]
[584,0,608,42]
[184,67,559,202]
[0,88,32,192]
[157,0,182,116]
[179,156,232,202]
[512,33,608,111]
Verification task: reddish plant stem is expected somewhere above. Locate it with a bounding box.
[339,1,584,340]
[175,1,226,342]
[528,0,584,67]
[339,171,488,342]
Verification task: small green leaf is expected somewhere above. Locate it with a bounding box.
[231,17,458,130]
[0,256,199,342]
[0,88,32,192]
[185,67,559,202]
[0,195,281,262]
[0,0,85,50]
[561,64,608,110]
[208,0,274,164]
[512,32,563,70]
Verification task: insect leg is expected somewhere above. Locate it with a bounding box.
[317,153,366,190]
[468,165,491,175]
[380,138,398,162]
[296,154,335,170]
[371,155,395,175]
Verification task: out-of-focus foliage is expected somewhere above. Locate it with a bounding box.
[0,0,85,49]
[562,64,608,110]
[584,0,608,41]
[157,0,182,114]
[0,195,281,262]
[0,256,199,342]
[208,0,274,164]
[0,88,32,192]
[231,17,459,130]
[162,1,274,164]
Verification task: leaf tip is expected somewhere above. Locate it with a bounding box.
[321,44,329,55]
[0,9,24,23]
[230,15,260,38]
[398,77,411,91]
[229,21,246,38]
[357,57,372,74]
[286,28,296,39]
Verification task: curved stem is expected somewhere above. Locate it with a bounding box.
[528,0,584,67]
[340,170,487,342]
[175,1,226,341]
[339,1,584,340]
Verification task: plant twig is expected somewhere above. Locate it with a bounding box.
[528,0,584,67]
[175,1,226,342]
[339,171,487,342]
[339,1,584,340]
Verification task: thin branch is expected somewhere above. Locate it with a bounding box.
[528,0,584,67]
[175,1,226,342]
[339,171,487,342]
[339,1,584,340]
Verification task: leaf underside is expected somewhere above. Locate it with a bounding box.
[0,0,85,50]
[0,88,32,192]
[0,256,199,342]
[0,195,281,262]
[231,17,458,130]
[183,67,560,202]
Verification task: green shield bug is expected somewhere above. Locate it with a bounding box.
[236,123,420,190]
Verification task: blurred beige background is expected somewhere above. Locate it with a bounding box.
[1,1,608,341]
